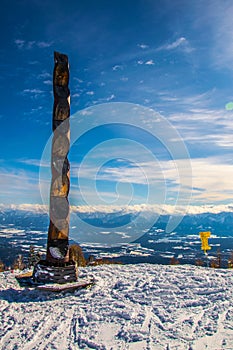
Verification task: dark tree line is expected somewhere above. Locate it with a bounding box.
[1,245,232,272]
[0,244,95,271]
[0,245,41,271]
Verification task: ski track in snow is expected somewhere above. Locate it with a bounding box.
[0,264,232,350]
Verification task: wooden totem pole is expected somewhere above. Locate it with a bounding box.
[33,52,77,284]
[47,51,70,264]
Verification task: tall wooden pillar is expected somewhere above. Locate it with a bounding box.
[46,51,71,264]
[33,52,78,284]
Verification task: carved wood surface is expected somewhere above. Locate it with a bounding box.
[46,52,71,263]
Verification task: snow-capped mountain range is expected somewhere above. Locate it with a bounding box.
[0,204,233,266]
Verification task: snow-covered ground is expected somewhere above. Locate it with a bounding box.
[0,264,232,350]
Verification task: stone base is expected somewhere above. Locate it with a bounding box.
[33,260,78,284]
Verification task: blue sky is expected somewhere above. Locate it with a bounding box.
[1,0,233,208]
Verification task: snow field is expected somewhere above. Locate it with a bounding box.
[0,263,232,349]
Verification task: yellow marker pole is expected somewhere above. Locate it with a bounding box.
[199,231,211,254]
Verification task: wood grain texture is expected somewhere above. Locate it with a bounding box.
[46,51,71,263]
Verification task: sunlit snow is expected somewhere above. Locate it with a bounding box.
[0,264,232,349]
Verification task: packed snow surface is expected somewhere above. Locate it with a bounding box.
[0,264,232,350]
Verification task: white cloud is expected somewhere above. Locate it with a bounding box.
[37,41,53,48]
[71,125,233,205]
[79,110,93,116]
[192,0,233,69]
[112,65,123,71]
[136,59,156,66]
[157,37,194,53]
[145,59,155,65]
[43,80,52,85]
[14,39,25,49]
[190,156,233,203]
[90,94,116,104]
[165,37,186,50]
[0,203,48,213]
[0,168,42,204]
[74,78,84,83]
[22,89,44,94]
[156,89,233,150]
[18,159,50,167]
[120,77,128,82]
[72,93,80,98]
[167,105,233,149]
[105,94,115,101]
[14,39,52,50]
[73,149,190,206]
[137,43,149,49]
[96,165,149,185]
[38,72,51,79]
[27,41,36,49]
[21,88,45,99]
